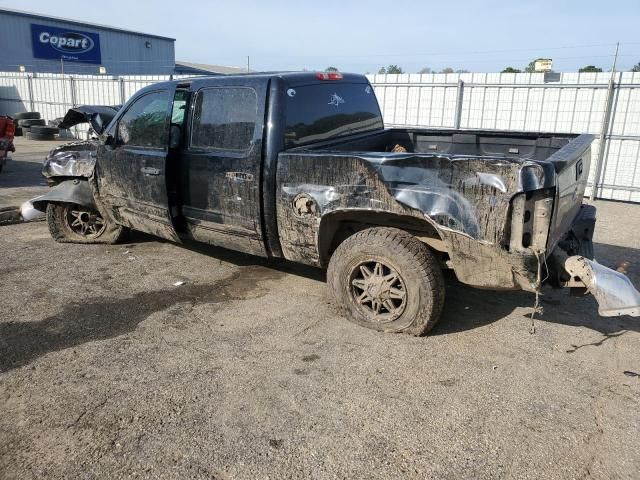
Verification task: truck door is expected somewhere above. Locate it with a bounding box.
[95,87,180,242]
[179,78,267,256]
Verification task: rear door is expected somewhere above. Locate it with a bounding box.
[95,86,179,242]
[179,78,267,256]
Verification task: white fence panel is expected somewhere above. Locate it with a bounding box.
[368,72,640,202]
[0,70,638,202]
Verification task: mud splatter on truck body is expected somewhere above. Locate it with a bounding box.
[275,129,593,291]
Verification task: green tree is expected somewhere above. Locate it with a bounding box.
[418,67,432,74]
[325,66,339,72]
[630,62,640,72]
[579,65,602,72]
[502,67,522,73]
[440,67,454,74]
[378,65,404,74]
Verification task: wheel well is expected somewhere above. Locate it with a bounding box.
[318,211,447,267]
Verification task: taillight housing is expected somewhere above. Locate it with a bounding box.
[5,119,15,137]
[508,189,554,252]
[316,72,343,80]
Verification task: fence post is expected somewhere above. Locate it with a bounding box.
[26,73,35,111]
[590,43,620,201]
[68,75,79,138]
[69,76,77,107]
[118,77,126,105]
[590,76,617,200]
[454,79,464,129]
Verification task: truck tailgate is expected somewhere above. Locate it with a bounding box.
[546,134,594,251]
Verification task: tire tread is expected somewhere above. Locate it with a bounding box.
[327,227,445,336]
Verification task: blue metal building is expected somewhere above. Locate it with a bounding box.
[0,8,175,75]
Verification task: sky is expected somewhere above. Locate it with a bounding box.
[2,0,640,73]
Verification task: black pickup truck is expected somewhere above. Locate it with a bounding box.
[27,71,640,335]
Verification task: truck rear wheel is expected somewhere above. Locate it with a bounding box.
[46,202,128,244]
[327,227,445,336]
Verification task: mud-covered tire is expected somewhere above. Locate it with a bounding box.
[327,227,445,336]
[46,202,128,244]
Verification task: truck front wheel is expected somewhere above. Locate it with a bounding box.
[46,202,128,244]
[327,227,445,336]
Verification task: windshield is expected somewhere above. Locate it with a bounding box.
[283,82,383,148]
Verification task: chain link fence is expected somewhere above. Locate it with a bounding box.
[1,70,639,202]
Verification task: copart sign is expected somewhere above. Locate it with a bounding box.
[31,24,102,64]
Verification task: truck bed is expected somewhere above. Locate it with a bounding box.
[303,128,578,169]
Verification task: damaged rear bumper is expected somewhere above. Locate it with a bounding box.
[564,256,640,317]
[548,204,639,318]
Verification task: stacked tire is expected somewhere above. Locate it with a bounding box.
[13,112,58,140]
[14,111,40,137]
[13,111,40,136]
[28,125,59,140]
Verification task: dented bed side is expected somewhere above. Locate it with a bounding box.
[274,133,594,291]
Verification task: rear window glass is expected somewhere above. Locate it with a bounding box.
[190,87,257,151]
[284,82,383,147]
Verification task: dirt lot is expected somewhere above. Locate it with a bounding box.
[1,141,639,479]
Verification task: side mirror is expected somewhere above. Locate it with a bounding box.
[169,124,182,150]
[90,113,105,135]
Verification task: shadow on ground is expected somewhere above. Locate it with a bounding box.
[0,160,47,189]
[0,264,284,373]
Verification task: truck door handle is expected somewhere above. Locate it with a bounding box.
[141,167,161,176]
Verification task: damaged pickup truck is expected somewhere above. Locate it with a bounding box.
[26,72,640,335]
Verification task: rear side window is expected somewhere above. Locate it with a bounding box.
[284,82,383,147]
[117,90,170,148]
[190,87,257,151]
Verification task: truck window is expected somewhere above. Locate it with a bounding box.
[284,82,383,147]
[171,90,189,125]
[190,87,257,151]
[117,90,170,148]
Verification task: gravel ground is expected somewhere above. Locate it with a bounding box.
[0,148,639,479]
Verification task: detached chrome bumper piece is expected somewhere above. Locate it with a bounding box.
[20,199,45,221]
[565,256,640,317]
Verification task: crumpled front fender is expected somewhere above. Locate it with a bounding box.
[565,255,640,317]
[31,179,97,212]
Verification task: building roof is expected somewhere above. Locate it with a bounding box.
[174,61,251,75]
[0,7,175,41]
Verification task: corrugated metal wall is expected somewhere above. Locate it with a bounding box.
[0,71,638,203]
[367,72,640,202]
[0,10,175,75]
